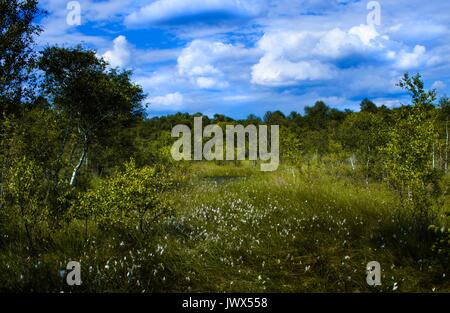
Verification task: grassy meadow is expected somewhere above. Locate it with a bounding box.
[1,161,448,293]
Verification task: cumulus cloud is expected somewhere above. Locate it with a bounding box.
[251,56,334,86]
[125,0,263,27]
[102,36,131,68]
[314,24,384,58]
[177,40,254,89]
[135,70,180,90]
[395,45,426,69]
[250,21,435,87]
[348,24,381,46]
[150,92,184,108]
[251,25,385,86]
[196,77,229,89]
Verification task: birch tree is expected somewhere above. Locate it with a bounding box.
[38,47,145,187]
[384,73,438,222]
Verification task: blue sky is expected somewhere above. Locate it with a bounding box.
[37,0,450,118]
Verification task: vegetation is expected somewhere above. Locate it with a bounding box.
[0,0,448,292]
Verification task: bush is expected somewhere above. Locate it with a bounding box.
[429,202,450,261]
[2,157,49,251]
[429,223,450,260]
[70,160,174,233]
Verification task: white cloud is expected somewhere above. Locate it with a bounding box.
[125,0,263,27]
[313,28,360,58]
[395,45,426,69]
[102,36,131,68]
[133,48,181,65]
[177,40,254,89]
[150,92,184,107]
[223,95,257,102]
[432,80,446,91]
[251,56,334,86]
[101,37,180,71]
[40,0,138,22]
[251,26,383,86]
[177,40,226,88]
[372,98,404,109]
[84,0,136,21]
[37,0,109,47]
[178,40,230,76]
[257,31,317,60]
[314,25,384,58]
[386,50,397,60]
[135,70,178,89]
[250,21,434,87]
[348,24,380,46]
[196,77,229,89]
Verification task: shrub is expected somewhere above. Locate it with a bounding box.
[70,160,174,233]
[429,223,450,261]
[2,157,49,251]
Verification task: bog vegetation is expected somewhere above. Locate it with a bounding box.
[0,1,448,292]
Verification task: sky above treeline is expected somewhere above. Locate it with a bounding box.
[36,0,450,118]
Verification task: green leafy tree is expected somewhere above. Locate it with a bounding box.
[300,102,327,158]
[437,97,450,173]
[263,110,287,126]
[0,0,41,115]
[384,73,438,221]
[339,111,387,182]
[304,101,331,131]
[360,98,378,113]
[280,126,302,164]
[397,73,437,107]
[38,46,145,187]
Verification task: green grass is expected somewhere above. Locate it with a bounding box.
[0,162,448,292]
